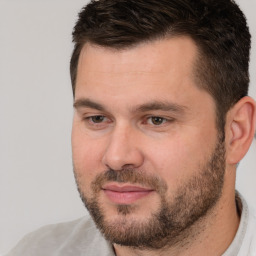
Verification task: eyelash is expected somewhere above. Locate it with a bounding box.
[83,115,173,128]
[88,115,107,123]
[83,115,110,125]
[145,116,168,126]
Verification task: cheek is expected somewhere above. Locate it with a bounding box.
[145,132,215,187]
[72,127,105,184]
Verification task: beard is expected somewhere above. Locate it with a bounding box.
[74,134,226,250]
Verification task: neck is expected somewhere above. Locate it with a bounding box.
[113,188,240,256]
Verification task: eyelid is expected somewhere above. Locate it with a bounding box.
[84,114,110,122]
[142,115,175,125]
[88,115,106,123]
[147,116,166,125]
[79,116,112,133]
[76,105,110,116]
[78,109,108,118]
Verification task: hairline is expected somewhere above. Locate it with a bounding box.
[72,33,209,94]
[71,33,224,135]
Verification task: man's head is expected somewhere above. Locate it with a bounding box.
[71,0,255,252]
[71,0,251,131]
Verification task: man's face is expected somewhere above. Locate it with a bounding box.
[72,37,226,248]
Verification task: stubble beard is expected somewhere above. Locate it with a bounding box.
[74,134,226,250]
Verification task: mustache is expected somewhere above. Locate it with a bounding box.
[91,168,167,194]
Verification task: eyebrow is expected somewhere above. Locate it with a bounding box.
[134,101,187,113]
[73,98,187,114]
[73,98,105,111]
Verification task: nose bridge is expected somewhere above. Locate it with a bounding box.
[102,122,144,170]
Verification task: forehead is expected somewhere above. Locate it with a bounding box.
[75,36,203,102]
[74,36,215,116]
[77,36,198,77]
[75,36,217,128]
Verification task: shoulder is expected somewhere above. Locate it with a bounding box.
[236,193,256,255]
[243,200,256,254]
[6,215,114,256]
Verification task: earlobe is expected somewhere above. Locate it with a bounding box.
[226,96,256,165]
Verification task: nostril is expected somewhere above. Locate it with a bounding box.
[102,148,144,171]
[121,164,136,170]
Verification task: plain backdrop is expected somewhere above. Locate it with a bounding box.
[0,0,255,254]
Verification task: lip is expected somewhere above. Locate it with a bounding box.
[102,184,154,204]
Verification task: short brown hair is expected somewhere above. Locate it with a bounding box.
[70,0,251,131]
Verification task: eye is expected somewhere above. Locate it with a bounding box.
[147,116,167,125]
[82,115,111,130]
[90,115,106,123]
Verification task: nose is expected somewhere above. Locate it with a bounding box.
[102,124,144,171]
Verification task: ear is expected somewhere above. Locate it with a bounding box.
[225,96,256,165]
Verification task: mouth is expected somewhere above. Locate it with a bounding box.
[102,184,154,204]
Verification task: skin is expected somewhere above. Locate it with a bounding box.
[72,37,256,255]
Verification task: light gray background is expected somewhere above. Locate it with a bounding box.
[0,0,255,254]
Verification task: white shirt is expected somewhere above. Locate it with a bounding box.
[223,193,256,255]
[5,193,256,256]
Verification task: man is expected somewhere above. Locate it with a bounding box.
[7,0,256,255]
